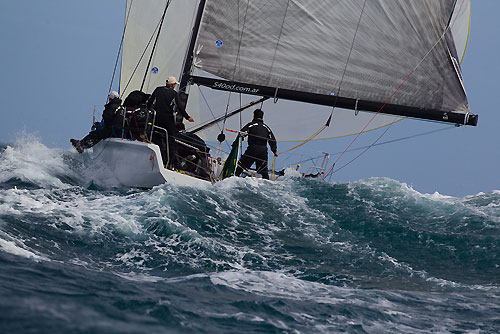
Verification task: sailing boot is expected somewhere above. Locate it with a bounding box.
[70,139,84,154]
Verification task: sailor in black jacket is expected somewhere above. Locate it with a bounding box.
[70,91,122,153]
[147,76,194,168]
[235,109,278,180]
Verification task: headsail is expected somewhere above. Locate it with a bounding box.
[450,0,471,63]
[119,0,199,98]
[191,0,475,136]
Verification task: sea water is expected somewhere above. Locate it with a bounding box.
[1,136,499,333]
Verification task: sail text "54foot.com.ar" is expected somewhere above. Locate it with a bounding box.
[213,82,259,94]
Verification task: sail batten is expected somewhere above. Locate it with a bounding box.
[193,0,472,123]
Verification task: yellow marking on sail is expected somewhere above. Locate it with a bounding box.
[460,0,471,65]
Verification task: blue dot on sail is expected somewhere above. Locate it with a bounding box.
[151,67,159,74]
[215,40,223,48]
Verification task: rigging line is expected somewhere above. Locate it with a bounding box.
[332,125,456,156]
[326,125,391,181]
[277,117,407,143]
[194,86,223,133]
[323,67,416,179]
[334,0,367,100]
[323,17,458,180]
[197,89,231,153]
[108,0,134,100]
[295,154,330,165]
[218,0,251,135]
[271,111,333,166]
[140,0,172,91]
[230,0,251,81]
[267,0,290,83]
[277,123,328,156]
[325,0,367,117]
[239,93,243,155]
[280,125,455,173]
[122,13,164,95]
[221,92,232,131]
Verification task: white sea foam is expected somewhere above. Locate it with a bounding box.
[0,231,48,261]
[210,270,349,304]
[0,133,77,189]
[114,271,164,283]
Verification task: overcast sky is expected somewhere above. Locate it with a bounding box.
[0,0,498,197]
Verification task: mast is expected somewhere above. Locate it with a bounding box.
[178,0,206,107]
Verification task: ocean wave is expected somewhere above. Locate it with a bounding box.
[0,134,81,189]
[0,139,499,292]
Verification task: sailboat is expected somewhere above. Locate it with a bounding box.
[88,0,475,188]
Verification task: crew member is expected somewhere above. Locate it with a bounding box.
[235,109,278,180]
[175,122,210,177]
[147,76,194,168]
[123,90,150,109]
[70,91,122,153]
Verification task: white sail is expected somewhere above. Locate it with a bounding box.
[120,0,199,98]
[450,0,471,63]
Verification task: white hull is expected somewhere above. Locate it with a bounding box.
[89,138,209,188]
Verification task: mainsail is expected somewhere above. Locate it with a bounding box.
[188,0,475,142]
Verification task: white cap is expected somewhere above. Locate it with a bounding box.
[167,76,179,85]
[108,91,120,100]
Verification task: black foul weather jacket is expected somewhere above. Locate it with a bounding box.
[147,86,190,121]
[240,118,277,154]
[102,98,122,128]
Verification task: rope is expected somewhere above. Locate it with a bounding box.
[277,124,328,156]
[230,2,250,81]
[108,0,134,101]
[140,0,172,91]
[326,125,391,180]
[122,14,164,95]
[220,92,232,135]
[333,124,456,156]
[333,0,367,101]
[267,0,290,83]
[218,0,252,141]
[197,86,222,133]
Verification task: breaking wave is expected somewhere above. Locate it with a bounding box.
[1,136,499,333]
